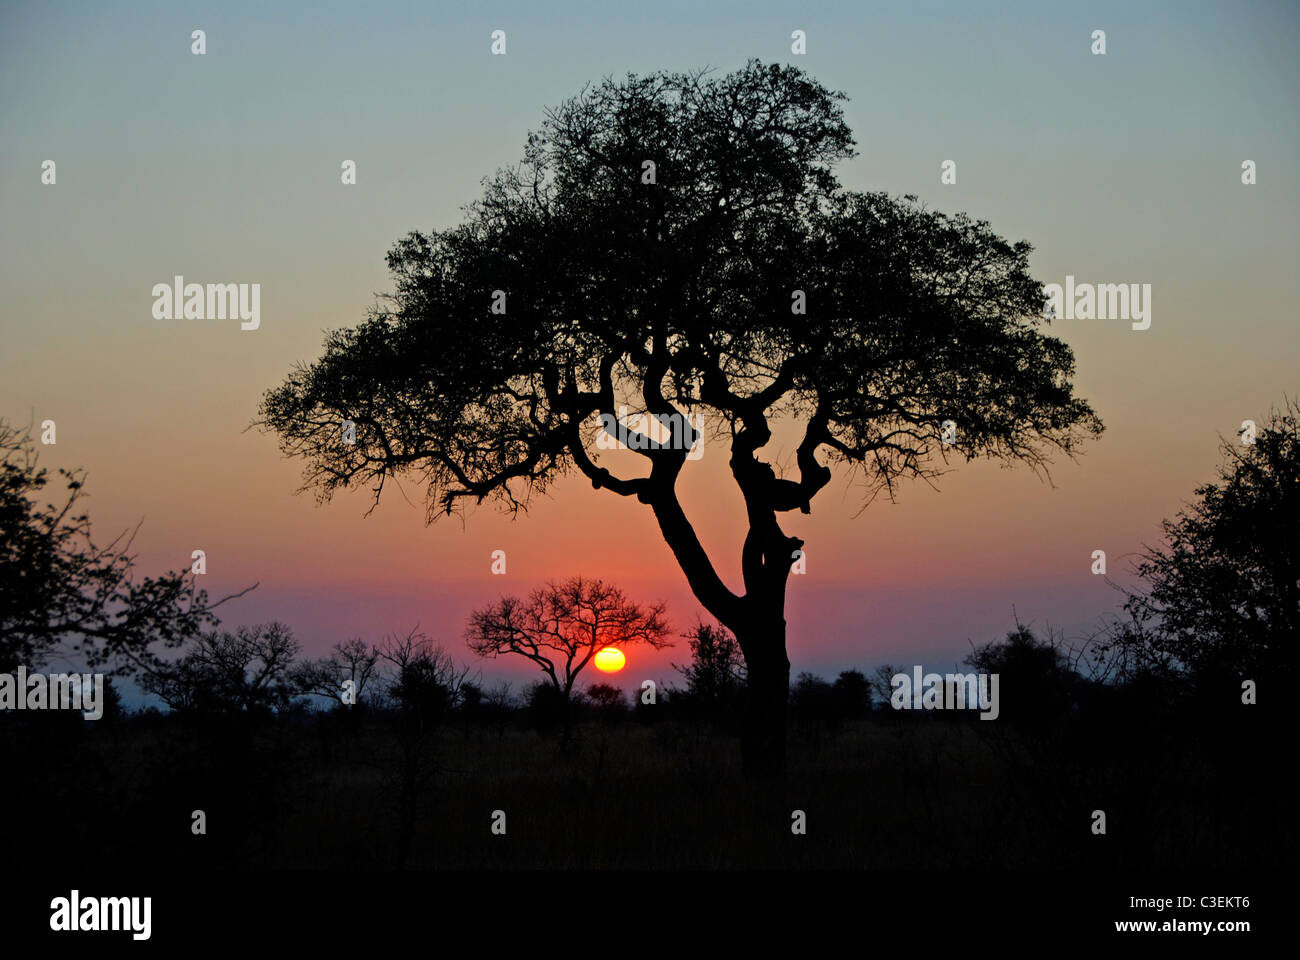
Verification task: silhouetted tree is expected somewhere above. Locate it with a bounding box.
[142,622,301,716]
[372,626,469,866]
[831,668,872,719]
[258,61,1102,779]
[291,637,380,709]
[0,417,249,676]
[466,576,671,702]
[964,623,1077,726]
[526,680,570,735]
[586,682,627,718]
[869,664,899,710]
[790,671,835,736]
[140,652,225,714]
[674,621,746,716]
[1104,399,1299,687]
[376,626,470,718]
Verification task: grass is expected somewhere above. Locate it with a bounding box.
[3,706,1284,870]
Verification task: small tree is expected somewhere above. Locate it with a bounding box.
[869,664,899,710]
[376,626,471,717]
[674,621,746,713]
[291,637,380,709]
[586,682,627,715]
[964,623,1077,725]
[142,622,301,716]
[467,576,672,701]
[831,668,872,719]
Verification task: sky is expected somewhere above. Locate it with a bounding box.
[2,0,1297,700]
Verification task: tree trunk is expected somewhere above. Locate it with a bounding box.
[737,620,791,782]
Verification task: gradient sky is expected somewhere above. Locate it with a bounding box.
[2,0,1297,698]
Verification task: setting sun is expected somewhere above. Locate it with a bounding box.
[593,647,626,673]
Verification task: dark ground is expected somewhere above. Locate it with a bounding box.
[3,699,1286,871]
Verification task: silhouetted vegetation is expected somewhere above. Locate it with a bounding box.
[466,576,672,703]
[257,61,1103,780]
[1094,399,1299,698]
[0,417,250,677]
[1,613,1288,869]
[4,392,1296,868]
[672,621,746,727]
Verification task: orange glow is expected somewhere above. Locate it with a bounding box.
[593,647,626,673]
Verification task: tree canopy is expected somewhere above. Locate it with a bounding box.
[259,60,1103,777]
[260,61,1099,632]
[1115,399,1299,682]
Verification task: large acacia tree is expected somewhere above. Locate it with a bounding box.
[259,61,1102,779]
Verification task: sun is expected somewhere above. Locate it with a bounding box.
[593,647,626,673]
